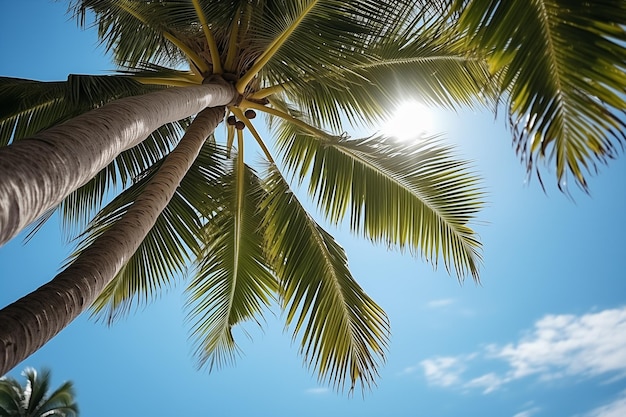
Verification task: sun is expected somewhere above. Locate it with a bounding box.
[381,100,434,141]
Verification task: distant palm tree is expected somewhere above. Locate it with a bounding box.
[0,368,78,417]
[0,0,624,391]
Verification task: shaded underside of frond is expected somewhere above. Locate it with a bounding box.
[185,159,278,370]
[262,164,389,391]
[0,74,158,146]
[277,121,484,280]
[0,74,194,239]
[453,0,626,190]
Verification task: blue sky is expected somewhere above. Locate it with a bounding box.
[1,2,626,417]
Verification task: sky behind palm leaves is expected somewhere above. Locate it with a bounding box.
[1,2,626,417]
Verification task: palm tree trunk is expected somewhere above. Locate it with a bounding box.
[0,82,237,246]
[0,106,226,375]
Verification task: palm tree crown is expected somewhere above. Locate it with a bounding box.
[0,368,78,417]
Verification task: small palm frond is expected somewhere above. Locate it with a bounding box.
[0,368,77,417]
[453,0,626,190]
[0,74,156,146]
[277,122,484,280]
[34,381,77,417]
[23,367,50,415]
[72,142,226,323]
[0,375,22,414]
[70,0,192,69]
[262,164,389,391]
[185,158,278,370]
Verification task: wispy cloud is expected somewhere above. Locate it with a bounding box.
[512,407,541,417]
[425,298,456,308]
[582,390,626,417]
[305,387,329,395]
[421,355,473,387]
[417,307,626,393]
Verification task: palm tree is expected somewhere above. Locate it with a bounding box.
[0,0,624,390]
[0,1,488,388]
[0,368,78,417]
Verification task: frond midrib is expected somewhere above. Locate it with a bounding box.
[2,97,63,120]
[534,0,571,141]
[356,54,483,70]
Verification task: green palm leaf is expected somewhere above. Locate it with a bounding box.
[67,142,226,323]
[185,158,278,370]
[262,164,389,391]
[0,368,78,417]
[277,121,483,279]
[71,0,191,68]
[452,0,626,190]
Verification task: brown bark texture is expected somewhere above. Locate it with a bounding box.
[0,83,236,246]
[0,106,226,375]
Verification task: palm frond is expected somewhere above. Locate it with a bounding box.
[35,381,78,417]
[73,142,226,323]
[262,164,389,391]
[277,121,484,280]
[0,368,78,417]
[273,11,493,131]
[24,368,50,415]
[453,0,626,190]
[256,1,422,90]
[70,0,193,69]
[185,158,278,370]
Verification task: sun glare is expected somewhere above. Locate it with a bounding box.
[381,101,434,141]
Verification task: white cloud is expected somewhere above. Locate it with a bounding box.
[420,355,474,387]
[583,390,626,417]
[426,298,455,308]
[305,387,329,395]
[399,365,421,375]
[417,307,626,393]
[512,407,541,417]
[495,308,626,381]
[464,372,507,394]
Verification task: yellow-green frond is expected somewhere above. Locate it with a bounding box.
[185,159,278,369]
[277,122,484,280]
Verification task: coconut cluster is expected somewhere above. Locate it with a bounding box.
[227,110,257,130]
